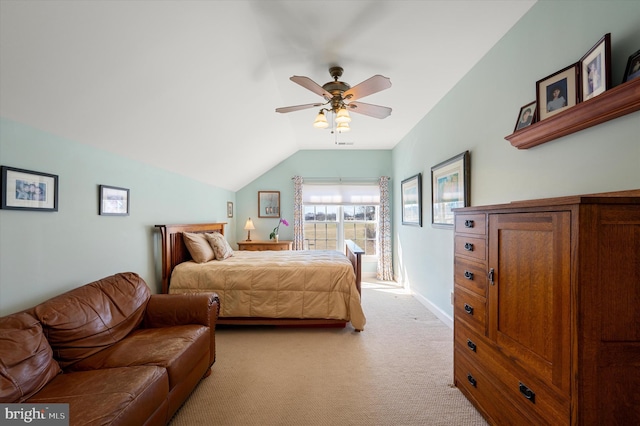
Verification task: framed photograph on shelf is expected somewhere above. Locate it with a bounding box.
[227,201,233,218]
[579,33,611,101]
[514,100,537,132]
[258,190,280,218]
[401,173,422,226]
[99,185,129,216]
[1,166,58,211]
[536,63,579,121]
[622,48,640,83]
[431,151,470,227]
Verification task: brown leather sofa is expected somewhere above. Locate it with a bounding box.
[0,272,219,425]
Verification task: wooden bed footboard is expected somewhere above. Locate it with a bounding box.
[345,240,364,295]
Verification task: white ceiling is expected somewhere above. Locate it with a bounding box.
[0,0,536,191]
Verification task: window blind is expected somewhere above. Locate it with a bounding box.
[302,183,380,205]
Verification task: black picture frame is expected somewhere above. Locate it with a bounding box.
[431,151,470,227]
[514,100,537,132]
[536,63,580,121]
[622,48,640,83]
[99,185,129,216]
[401,173,422,227]
[1,166,58,211]
[579,33,611,101]
[258,191,280,218]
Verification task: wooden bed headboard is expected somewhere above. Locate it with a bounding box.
[155,223,226,294]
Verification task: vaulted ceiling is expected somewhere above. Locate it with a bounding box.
[0,1,536,191]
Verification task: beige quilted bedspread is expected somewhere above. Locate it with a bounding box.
[168,250,366,330]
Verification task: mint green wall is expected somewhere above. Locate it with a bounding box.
[393,1,640,321]
[235,150,392,274]
[0,118,235,315]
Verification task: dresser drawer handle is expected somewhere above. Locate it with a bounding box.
[464,304,474,315]
[464,220,475,228]
[519,382,536,404]
[464,271,474,280]
[467,373,477,387]
[488,268,495,286]
[467,339,477,352]
[464,242,474,251]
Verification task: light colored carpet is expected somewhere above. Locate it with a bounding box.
[169,281,487,426]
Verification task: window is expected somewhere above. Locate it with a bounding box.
[302,182,380,255]
[304,205,378,255]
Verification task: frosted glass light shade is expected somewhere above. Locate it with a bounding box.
[335,108,351,123]
[313,111,329,128]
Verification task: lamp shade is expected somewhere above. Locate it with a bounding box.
[336,122,350,133]
[244,218,255,230]
[313,110,329,128]
[335,107,351,123]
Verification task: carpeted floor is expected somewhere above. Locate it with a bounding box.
[169,281,487,425]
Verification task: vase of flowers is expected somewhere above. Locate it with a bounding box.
[270,218,289,242]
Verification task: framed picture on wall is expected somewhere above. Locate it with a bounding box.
[258,191,280,218]
[401,173,422,226]
[227,201,233,218]
[536,63,579,121]
[579,33,611,101]
[1,165,58,211]
[431,151,470,227]
[99,185,129,216]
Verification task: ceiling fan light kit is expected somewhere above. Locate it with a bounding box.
[276,66,392,134]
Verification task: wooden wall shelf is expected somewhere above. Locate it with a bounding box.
[505,77,640,149]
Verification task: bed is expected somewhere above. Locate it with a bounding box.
[155,223,366,331]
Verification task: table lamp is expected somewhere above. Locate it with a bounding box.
[244,218,255,241]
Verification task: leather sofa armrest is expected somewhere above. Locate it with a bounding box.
[143,293,220,367]
[143,293,219,329]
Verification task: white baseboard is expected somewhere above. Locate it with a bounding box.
[411,291,453,329]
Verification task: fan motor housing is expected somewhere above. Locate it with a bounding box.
[322,80,351,95]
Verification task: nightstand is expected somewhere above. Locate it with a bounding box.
[237,240,292,251]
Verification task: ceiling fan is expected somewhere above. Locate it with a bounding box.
[276,66,392,133]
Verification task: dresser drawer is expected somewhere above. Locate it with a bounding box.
[455,321,569,425]
[455,349,540,426]
[454,235,486,261]
[454,257,487,297]
[455,318,486,359]
[455,213,486,235]
[454,287,486,332]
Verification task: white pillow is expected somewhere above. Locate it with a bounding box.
[182,232,215,263]
[205,232,234,260]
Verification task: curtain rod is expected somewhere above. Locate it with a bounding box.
[292,176,389,183]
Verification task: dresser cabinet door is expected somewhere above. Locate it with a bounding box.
[488,212,571,395]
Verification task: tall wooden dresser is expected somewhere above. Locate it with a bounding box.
[453,190,640,425]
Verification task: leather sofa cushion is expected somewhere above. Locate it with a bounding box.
[0,312,61,403]
[28,366,168,426]
[32,272,150,368]
[67,325,209,389]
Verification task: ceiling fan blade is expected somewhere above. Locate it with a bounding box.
[346,101,392,119]
[343,75,391,101]
[290,76,333,100]
[276,102,324,113]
